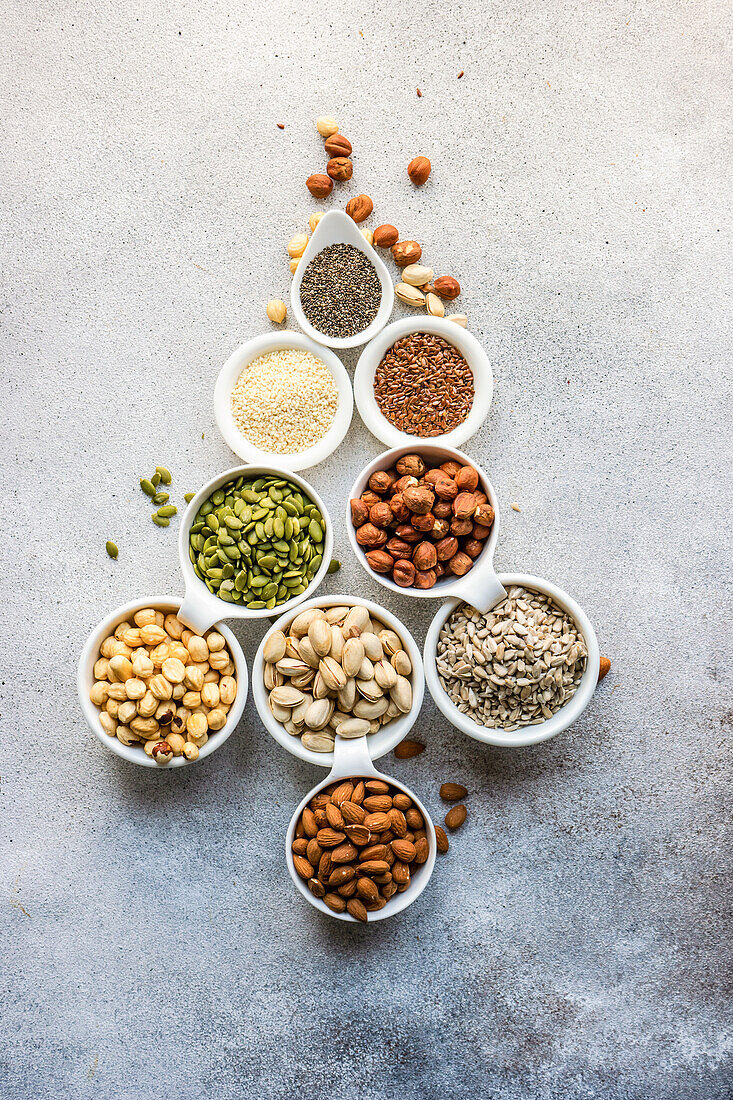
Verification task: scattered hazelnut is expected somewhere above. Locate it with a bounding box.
[266,299,287,324]
[324,133,352,156]
[599,657,612,681]
[345,194,373,222]
[433,276,461,300]
[316,116,339,137]
[407,156,431,185]
[373,224,399,248]
[306,174,333,198]
[327,157,353,181]
[391,240,422,267]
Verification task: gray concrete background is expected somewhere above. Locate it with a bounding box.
[1,1,731,1097]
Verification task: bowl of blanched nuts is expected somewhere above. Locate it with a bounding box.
[347,444,501,600]
[253,595,424,767]
[78,597,248,767]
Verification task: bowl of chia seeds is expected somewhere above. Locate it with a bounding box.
[291,210,395,350]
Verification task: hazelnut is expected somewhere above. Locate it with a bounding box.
[433,500,453,519]
[433,476,458,501]
[151,741,173,765]
[403,485,435,514]
[414,569,437,589]
[431,518,450,540]
[473,523,492,540]
[447,552,473,577]
[369,502,393,528]
[474,503,495,528]
[391,240,422,267]
[183,741,199,761]
[366,550,395,574]
[316,116,339,137]
[306,174,333,198]
[452,492,478,520]
[368,470,394,494]
[463,539,484,558]
[435,536,459,561]
[440,460,462,478]
[424,469,444,486]
[474,491,488,505]
[396,454,426,478]
[392,560,416,587]
[360,490,381,507]
[324,133,352,156]
[327,157,353,181]
[393,474,418,494]
[411,511,435,532]
[412,542,438,571]
[450,518,474,537]
[433,275,461,300]
[455,465,479,491]
[308,211,325,232]
[355,523,387,548]
[407,156,431,185]
[386,537,413,558]
[434,562,446,578]
[373,224,399,248]
[345,194,373,222]
[350,499,369,526]
[395,524,422,543]
[265,299,287,324]
[389,494,410,523]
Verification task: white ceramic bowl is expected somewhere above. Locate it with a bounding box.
[286,734,436,923]
[77,596,248,768]
[354,317,493,449]
[347,443,507,615]
[253,593,425,768]
[290,210,395,350]
[213,331,353,471]
[177,464,333,634]
[424,572,600,748]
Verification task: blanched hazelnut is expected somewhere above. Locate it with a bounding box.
[151,741,173,765]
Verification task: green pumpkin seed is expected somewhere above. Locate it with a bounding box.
[140,478,156,497]
[156,466,172,485]
[184,492,195,503]
[327,559,341,574]
[152,514,169,527]
[156,505,177,518]
[105,541,118,559]
[152,472,161,488]
[152,492,169,505]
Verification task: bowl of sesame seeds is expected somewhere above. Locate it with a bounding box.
[214,331,353,471]
[353,317,494,449]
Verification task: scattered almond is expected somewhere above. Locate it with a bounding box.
[434,825,450,853]
[440,782,468,801]
[394,739,425,760]
[444,804,467,830]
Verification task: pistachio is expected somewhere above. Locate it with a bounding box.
[394,282,426,307]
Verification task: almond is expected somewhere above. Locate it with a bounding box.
[330,781,354,805]
[405,808,424,830]
[434,825,450,853]
[358,860,391,876]
[391,860,410,884]
[323,892,346,913]
[330,841,358,864]
[413,836,430,863]
[364,896,387,911]
[318,851,333,880]
[363,794,392,813]
[341,800,366,825]
[293,855,314,880]
[358,844,389,862]
[347,897,368,922]
[351,780,366,804]
[363,812,390,832]
[328,866,355,887]
[308,877,325,898]
[325,803,344,829]
[387,808,407,838]
[344,823,371,846]
[599,656,611,681]
[356,876,380,902]
[364,779,390,794]
[316,828,345,848]
[444,804,467,830]
[292,838,308,857]
[302,808,318,837]
[392,792,412,811]
[391,839,417,863]
[338,879,358,898]
[440,782,468,802]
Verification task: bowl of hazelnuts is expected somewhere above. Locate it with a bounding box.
[347,445,506,612]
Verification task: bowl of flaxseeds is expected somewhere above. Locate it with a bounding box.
[291,210,394,350]
[353,317,494,449]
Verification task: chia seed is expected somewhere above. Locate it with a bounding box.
[299,243,381,338]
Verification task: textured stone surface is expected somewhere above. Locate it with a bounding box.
[1,2,731,1097]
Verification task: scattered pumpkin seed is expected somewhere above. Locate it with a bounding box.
[152,514,170,527]
[152,492,169,505]
[140,478,155,496]
[327,559,341,573]
[152,472,161,488]
[184,492,195,503]
[156,466,172,485]
[105,541,119,559]
[156,505,178,518]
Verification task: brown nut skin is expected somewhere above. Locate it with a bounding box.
[447,552,473,577]
[435,536,459,561]
[407,156,431,185]
[393,474,418,494]
[151,741,173,764]
[411,511,435,532]
[327,157,353,181]
[355,523,388,548]
[403,485,435,514]
[472,522,492,540]
[369,502,393,527]
[350,499,369,526]
[307,173,333,198]
[345,194,373,222]
[450,518,474,537]
[474,491,488,505]
[395,524,422,543]
[324,133,352,156]
[440,460,462,478]
[389,494,410,523]
[431,517,450,540]
[368,470,394,494]
[463,539,484,558]
[360,489,381,507]
[452,492,478,519]
[385,537,413,559]
[414,569,437,589]
[433,276,461,300]
[366,550,395,574]
[392,240,422,267]
[396,454,426,478]
[455,465,479,491]
[433,500,453,519]
[433,477,458,501]
[474,503,495,528]
[412,541,438,571]
[373,224,399,248]
[434,562,446,578]
[392,560,416,587]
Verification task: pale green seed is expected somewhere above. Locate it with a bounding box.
[140,478,155,496]
[327,559,341,574]
[156,505,177,518]
[152,492,169,505]
[184,492,195,503]
[156,466,172,485]
[152,514,169,527]
[152,472,161,488]
[105,541,118,559]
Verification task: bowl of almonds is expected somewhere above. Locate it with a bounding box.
[286,734,436,922]
[253,595,424,767]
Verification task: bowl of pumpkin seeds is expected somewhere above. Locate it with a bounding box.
[177,465,333,633]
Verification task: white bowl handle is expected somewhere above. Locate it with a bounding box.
[446,562,507,615]
[327,734,380,782]
[177,582,226,634]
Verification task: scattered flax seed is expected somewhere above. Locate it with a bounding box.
[416,87,422,97]
[511,503,522,512]
[458,70,464,78]
[277,123,285,129]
